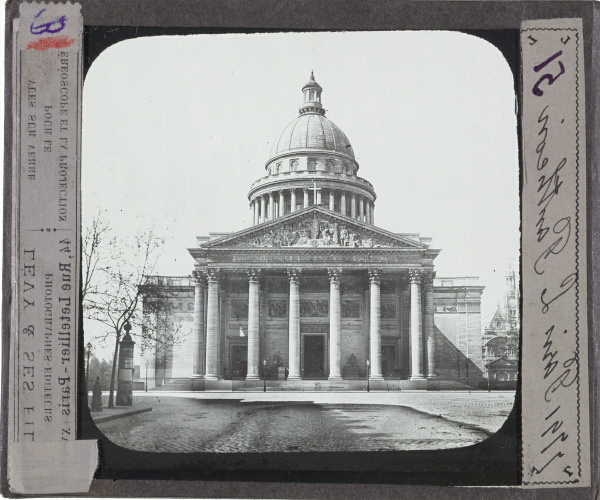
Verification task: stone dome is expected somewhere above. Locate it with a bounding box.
[269,113,355,160]
[248,73,376,227]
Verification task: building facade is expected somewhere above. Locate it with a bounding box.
[140,74,486,390]
[481,265,519,387]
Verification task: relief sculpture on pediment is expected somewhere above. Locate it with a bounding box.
[238,214,398,249]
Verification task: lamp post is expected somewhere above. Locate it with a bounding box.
[263,359,267,392]
[366,359,370,393]
[85,342,92,387]
[145,359,149,392]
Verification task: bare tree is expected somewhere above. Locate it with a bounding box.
[83,213,188,407]
[82,210,111,305]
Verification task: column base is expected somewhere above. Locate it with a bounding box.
[287,375,301,381]
[328,376,343,382]
[427,374,438,378]
[409,374,427,380]
[191,375,205,391]
[204,375,219,381]
[245,375,260,381]
[369,375,384,381]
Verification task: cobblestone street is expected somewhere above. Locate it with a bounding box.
[95,392,515,453]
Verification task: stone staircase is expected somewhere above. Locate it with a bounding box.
[149,377,478,392]
[151,378,193,391]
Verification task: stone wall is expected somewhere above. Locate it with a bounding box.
[432,280,484,386]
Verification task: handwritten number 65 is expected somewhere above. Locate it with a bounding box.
[30,9,67,35]
[532,51,565,97]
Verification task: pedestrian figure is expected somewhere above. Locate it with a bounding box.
[91,376,103,412]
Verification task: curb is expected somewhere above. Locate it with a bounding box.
[92,407,153,424]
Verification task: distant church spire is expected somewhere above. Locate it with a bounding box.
[299,71,325,116]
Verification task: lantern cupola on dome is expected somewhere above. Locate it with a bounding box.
[299,71,325,115]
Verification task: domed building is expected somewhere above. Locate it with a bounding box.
[142,74,486,391]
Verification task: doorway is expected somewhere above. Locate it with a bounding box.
[382,345,397,378]
[303,335,325,378]
[230,345,248,379]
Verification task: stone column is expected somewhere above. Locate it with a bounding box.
[287,269,301,380]
[329,190,335,211]
[341,192,346,216]
[303,188,309,208]
[365,201,371,225]
[291,189,297,213]
[328,269,343,380]
[192,271,205,381]
[268,192,274,220]
[409,269,425,379]
[424,271,437,377]
[316,188,322,206]
[260,195,266,224]
[246,269,261,380]
[253,199,260,225]
[204,268,221,380]
[368,269,384,380]
[359,197,365,222]
[279,190,285,218]
[371,203,375,225]
[351,193,357,219]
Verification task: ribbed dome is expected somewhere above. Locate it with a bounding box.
[270,113,355,160]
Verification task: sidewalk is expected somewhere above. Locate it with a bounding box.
[88,393,153,424]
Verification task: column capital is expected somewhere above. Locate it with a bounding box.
[278,189,284,195]
[328,268,343,282]
[269,191,274,198]
[246,268,262,282]
[368,268,383,283]
[422,270,436,287]
[408,269,423,283]
[287,268,302,282]
[409,269,422,283]
[192,270,206,285]
[205,268,222,283]
[303,187,309,194]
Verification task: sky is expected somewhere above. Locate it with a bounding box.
[82,31,520,360]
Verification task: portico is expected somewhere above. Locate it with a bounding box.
[188,207,439,385]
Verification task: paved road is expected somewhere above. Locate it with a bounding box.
[95,392,514,453]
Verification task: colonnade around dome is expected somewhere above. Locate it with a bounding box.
[249,184,375,226]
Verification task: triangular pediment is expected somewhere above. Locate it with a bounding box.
[202,206,426,250]
[489,307,506,329]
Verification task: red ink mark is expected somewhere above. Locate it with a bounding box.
[27,36,75,51]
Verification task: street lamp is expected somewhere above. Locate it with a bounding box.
[263,359,267,392]
[85,342,92,387]
[366,359,370,393]
[145,359,149,392]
